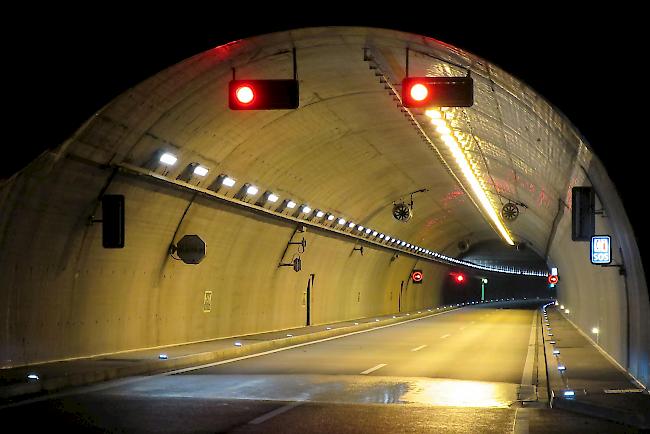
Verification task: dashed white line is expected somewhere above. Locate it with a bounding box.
[361,363,387,374]
[249,402,303,425]
[411,345,427,352]
[440,334,451,339]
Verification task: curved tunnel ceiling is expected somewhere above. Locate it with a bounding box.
[67,26,592,263]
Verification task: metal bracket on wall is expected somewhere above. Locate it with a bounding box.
[600,263,626,276]
[278,225,307,269]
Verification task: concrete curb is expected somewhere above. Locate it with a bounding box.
[551,394,649,429]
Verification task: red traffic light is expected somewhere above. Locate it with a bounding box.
[401,77,473,108]
[450,272,466,283]
[456,274,465,283]
[411,270,423,284]
[229,79,299,110]
[548,274,559,285]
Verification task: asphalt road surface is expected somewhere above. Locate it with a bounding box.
[0,304,638,433]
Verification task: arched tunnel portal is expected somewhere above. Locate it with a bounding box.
[1,27,647,390]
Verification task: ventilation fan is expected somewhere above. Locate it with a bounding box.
[501,202,519,221]
[392,202,412,222]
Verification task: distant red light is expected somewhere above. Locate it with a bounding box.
[235,85,255,104]
[456,274,465,283]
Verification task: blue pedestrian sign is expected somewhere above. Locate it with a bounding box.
[591,235,611,264]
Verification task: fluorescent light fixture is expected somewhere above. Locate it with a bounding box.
[246,185,259,195]
[234,341,242,347]
[193,165,209,177]
[375,319,379,322]
[338,218,346,225]
[565,309,570,314]
[27,373,39,380]
[357,225,364,231]
[592,327,599,334]
[425,110,514,246]
[563,390,575,397]
[557,365,566,371]
[365,228,371,234]
[327,214,335,221]
[268,193,279,203]
[287,201,297,209]
[560,305,565,309]
[302,206,312,214]
[401,241,406,246]
[379,234,385,239]
[348,222,355,228]
[553,349,560,355]
[316,210,325,218]
[550,340,556,344]
[159,354,168,360]
[326,327,332,330]
[354,322,359,325]
[286,334,293,337]
[159,152,177,165]
[222,176,236,187]
[372,231,378,236]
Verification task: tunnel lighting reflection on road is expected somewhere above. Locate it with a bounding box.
[193,165,209,177]
[158,354,168,360]
[159,152,178,165]
[27,373,39,381]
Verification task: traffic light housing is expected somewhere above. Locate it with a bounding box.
[401,76,473,108]
[411,269,423,284]
[229,79,299,110]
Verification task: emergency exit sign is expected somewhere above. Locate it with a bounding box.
[591,235,611,264]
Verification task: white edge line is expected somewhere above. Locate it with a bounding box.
[440,334,451,339]
[411,345,427,352]
[520,310,537,386]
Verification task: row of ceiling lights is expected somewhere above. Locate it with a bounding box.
[154,151,545,276]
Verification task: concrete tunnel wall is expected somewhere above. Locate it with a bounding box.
[0,154,446,366]
[0,27,647,387]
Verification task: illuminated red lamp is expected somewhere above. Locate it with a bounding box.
[548,274,559,285]
[229,79,299,110]
[411,270,423,284]
[456,274,465,283]
[401,77,474,108]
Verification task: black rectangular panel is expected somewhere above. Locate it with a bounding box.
[571,187,595,241]
[102,194,125,248]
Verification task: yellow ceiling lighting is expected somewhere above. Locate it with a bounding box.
[425,109,514,245]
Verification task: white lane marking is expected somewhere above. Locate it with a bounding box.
[520,312,537,386]
[512,408,529,434]
[361,363,387,374]
[249,402,303,425]
[440,334,451,339]
[411,345,427,352]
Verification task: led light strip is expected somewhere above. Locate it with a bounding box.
[119,158,545,277]
[425,109,514,245]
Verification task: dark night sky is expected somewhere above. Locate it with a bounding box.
[4,7,647,272]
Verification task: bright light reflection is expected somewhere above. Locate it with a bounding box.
[400,378,516,408]
[159,152,177,165]
[193,165,209,177]
[267,194,279,203]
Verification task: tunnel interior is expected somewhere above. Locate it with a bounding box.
[0,26,647,389]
